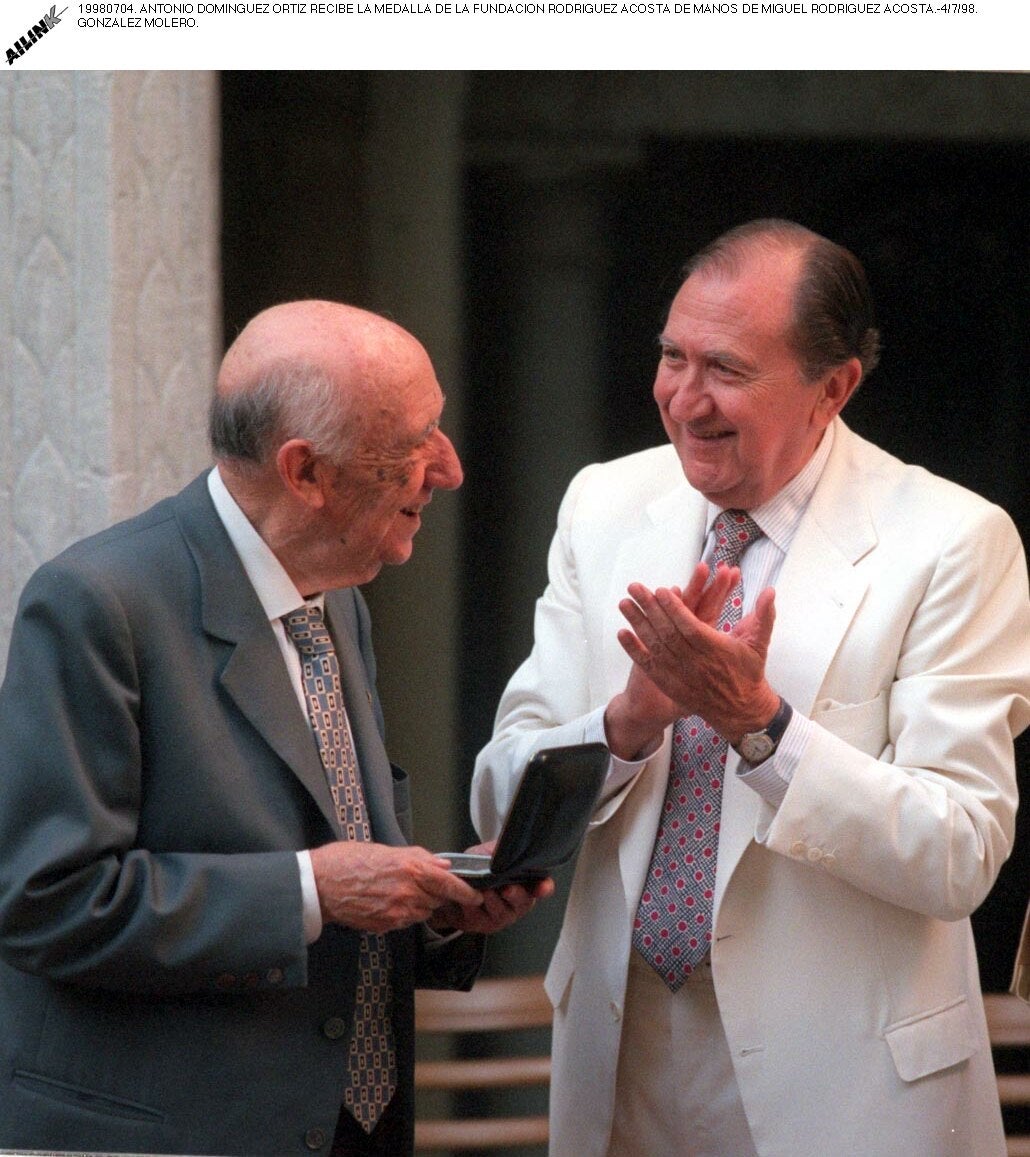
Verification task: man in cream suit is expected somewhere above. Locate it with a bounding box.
[473,220,1030,1156]
[0,301,547,1156]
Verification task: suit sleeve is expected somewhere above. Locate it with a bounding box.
[760,499,1030,920]
[0,561,309,995]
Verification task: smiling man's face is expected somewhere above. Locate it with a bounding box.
[653,244,834,511]
[318,350,463,587]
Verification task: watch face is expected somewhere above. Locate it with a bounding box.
[740,733,775,763]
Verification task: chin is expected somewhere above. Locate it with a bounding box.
[380,541,415,567]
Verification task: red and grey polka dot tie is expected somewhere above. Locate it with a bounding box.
[283,605,398,1133]
[632,510,763,991]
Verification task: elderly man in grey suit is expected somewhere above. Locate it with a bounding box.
[0,301,548,1156]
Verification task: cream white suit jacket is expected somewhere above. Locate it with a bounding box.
[473,419,1030,1157]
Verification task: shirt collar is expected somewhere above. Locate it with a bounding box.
[207,467,315,621]
[706,421,835,554]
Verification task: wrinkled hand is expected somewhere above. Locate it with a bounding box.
[310,841,484,933]
[431,841,555,936]
[604,562,738,760]
[616,573,779,745]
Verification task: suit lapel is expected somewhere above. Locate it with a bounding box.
[603,480,710,698]
[173,476,342,835]
[716,422,878,901]
[769,421,878,714]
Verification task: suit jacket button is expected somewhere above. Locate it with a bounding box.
[304,1127,328,1150]
[323,1016,348,1040]
[266,967,285,984]
[790,841,807,857]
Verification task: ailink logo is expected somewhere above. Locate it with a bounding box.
[6,4,68,64]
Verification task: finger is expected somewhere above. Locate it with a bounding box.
[624,585,685,651]
[750,587,777,652]
[679,561,711,608]
[617,627,653,668]
[423,865,485,907]
[693,564,738,624]
[463,840,496,856]
[498,881,539,908]
[478,889,517,920]
[652,586,718,650]
[618,598,667,657]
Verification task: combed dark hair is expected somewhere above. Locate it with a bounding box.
[685,218,881,383]
[209,362,358,468]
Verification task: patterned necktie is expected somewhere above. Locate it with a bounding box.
[282,605,398,1133]
[633,510,764,992]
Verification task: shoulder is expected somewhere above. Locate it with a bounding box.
[830,422,1022,553]
[19,476,209,615]
[559,444,687,528]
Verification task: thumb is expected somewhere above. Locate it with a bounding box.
[737,587,776,656]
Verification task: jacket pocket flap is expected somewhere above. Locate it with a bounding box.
[884,998,978,1082]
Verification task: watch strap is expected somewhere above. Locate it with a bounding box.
[734,697,793,760]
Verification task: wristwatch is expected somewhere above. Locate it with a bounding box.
[734,698,793,763]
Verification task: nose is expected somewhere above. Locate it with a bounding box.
[427,430,463,491]
[659,365,712,425]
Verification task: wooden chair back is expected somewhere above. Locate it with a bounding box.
[986,992,1030,1157]
[414,974,552,1151]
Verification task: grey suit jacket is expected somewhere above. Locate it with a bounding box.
[0,473,481,1156]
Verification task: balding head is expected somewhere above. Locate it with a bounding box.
[211,300,432,470]
[682,219,880,382]
[209,300,461,593]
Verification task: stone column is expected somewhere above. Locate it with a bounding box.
[0,71,221,658]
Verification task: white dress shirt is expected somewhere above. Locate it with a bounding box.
[207,467,328,943]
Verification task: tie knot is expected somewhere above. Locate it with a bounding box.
[282,605,334,656]
[711,510,763,568]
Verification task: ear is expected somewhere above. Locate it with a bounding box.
[276,439,332,510]
[813,357,863,429]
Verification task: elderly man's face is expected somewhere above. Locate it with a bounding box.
[319,359,462,587]
[653,250,833,511]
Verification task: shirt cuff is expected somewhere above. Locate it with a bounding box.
[297,850,323,945]
[424,924,464,945]
[586,705,654,800]
[735,710,813,808]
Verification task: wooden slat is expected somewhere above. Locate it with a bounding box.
[416,975,552,1033]
[987,992,1030,1157]
[415,1115,550,1149]
[416,1055,551,1090]
[986,993,1030,1047]
[415,974,552,1151]
[998,1073,1030,1106]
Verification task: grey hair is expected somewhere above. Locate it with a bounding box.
[209,361,360,469]
[684,218,882,383]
